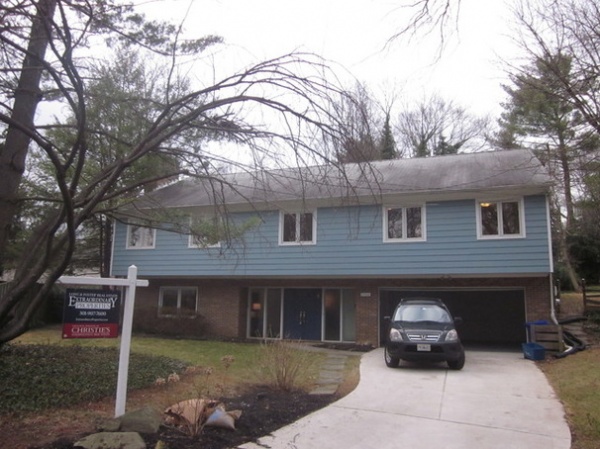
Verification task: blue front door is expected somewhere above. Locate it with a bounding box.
[283,289,322,340]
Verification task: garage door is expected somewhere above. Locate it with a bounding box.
[380,289,526,345]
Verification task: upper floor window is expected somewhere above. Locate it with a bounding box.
[126,224,155,249]
[477,199,524,238]
[188,216,222,248]
[384,205,425,242]
[280,211,316,245]
[158,286,198,317]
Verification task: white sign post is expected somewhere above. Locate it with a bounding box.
[58,265,148,417]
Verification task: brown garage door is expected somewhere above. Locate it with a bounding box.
[380,289,526,345]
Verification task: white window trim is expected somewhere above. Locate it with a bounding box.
[187,216,222,249]
[278,210,317,246]
[158,286,198,318]
[383,205,427,243]
[476,198,526,239]
[126,224,156,249]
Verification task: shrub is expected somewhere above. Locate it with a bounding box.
[0,344,187,414]
[257,340,315,391]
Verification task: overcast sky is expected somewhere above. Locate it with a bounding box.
[138,0,521,119]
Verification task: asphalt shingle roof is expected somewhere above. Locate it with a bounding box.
[130,149,552,211]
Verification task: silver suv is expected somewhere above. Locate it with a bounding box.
[384,298,465,370]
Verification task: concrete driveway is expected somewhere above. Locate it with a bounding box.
[239,348,571,449]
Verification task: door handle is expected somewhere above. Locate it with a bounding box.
[299,310,306,325]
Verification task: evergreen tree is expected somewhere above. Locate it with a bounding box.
[497,52,599,289]
[433,134,460,156]
[379,113,398,160]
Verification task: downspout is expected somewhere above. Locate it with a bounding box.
[550,274,558,325]
[546,193,559,325]
[544,194,587,357]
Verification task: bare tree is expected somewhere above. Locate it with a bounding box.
[387,0,462,52]
[508,0,600,289]
[511,0,600,137]
[395,94,490,158]
[0,1,346,343]
[333,82,382,163]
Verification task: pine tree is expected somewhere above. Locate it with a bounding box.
[379,113,398,160]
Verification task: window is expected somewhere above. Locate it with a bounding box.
[188,216,221,248]
[126,224,155,249]
[324,289,356,342]
[159,287,198,317]
[280,211,316,245]
[477,199,524,238]
[248,288,282,338]
[384,206,425,241]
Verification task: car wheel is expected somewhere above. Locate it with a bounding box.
[384,346,400,368]
[447,352,465,370]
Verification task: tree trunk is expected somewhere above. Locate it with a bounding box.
[101,216,113,278]
[553,204,581,292]
[0,0,57,271]
[557,139,575,229]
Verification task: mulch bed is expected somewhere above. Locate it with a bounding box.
[34,386,335,449]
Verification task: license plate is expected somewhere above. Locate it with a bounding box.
[417,344,431,352]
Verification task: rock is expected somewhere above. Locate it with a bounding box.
[74,432,145,449]
[95,418,121,432]
[119,406,163,433]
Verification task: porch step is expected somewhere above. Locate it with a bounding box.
[562,322,590,346]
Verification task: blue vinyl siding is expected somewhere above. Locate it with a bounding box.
[111,195,551,277]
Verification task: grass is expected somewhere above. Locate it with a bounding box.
[540,348,600,449]
[1,325,325,416]
[539,289,600,449]
[13,325,266,377]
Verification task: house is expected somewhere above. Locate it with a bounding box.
[111,149,555,346]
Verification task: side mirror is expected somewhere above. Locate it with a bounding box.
[454,317,463,326]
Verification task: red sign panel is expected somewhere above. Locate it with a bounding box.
[62,289,121,339]
[62,323,120,339]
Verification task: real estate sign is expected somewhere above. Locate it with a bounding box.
[62,288,121,338]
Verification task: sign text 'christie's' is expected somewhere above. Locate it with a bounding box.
[62,289,121,339]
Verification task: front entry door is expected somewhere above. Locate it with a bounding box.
[283,289,322,340]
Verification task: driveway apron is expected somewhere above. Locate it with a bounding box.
[239,349,571,449]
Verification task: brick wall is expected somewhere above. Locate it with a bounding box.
[133,279,243,339]
[354,285,379,347]
[132,275,552,344]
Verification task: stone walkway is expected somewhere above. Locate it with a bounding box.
[309,351,350,395]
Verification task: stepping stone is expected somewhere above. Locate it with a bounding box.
[75,432,145,449]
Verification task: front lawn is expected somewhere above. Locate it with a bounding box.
[12,325,271,381]
[542,290,600,449]
[0,326,331,448]
[1,326,326,415]
[540,347,600,449]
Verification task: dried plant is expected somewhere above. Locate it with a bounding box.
[258,340,314,391]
